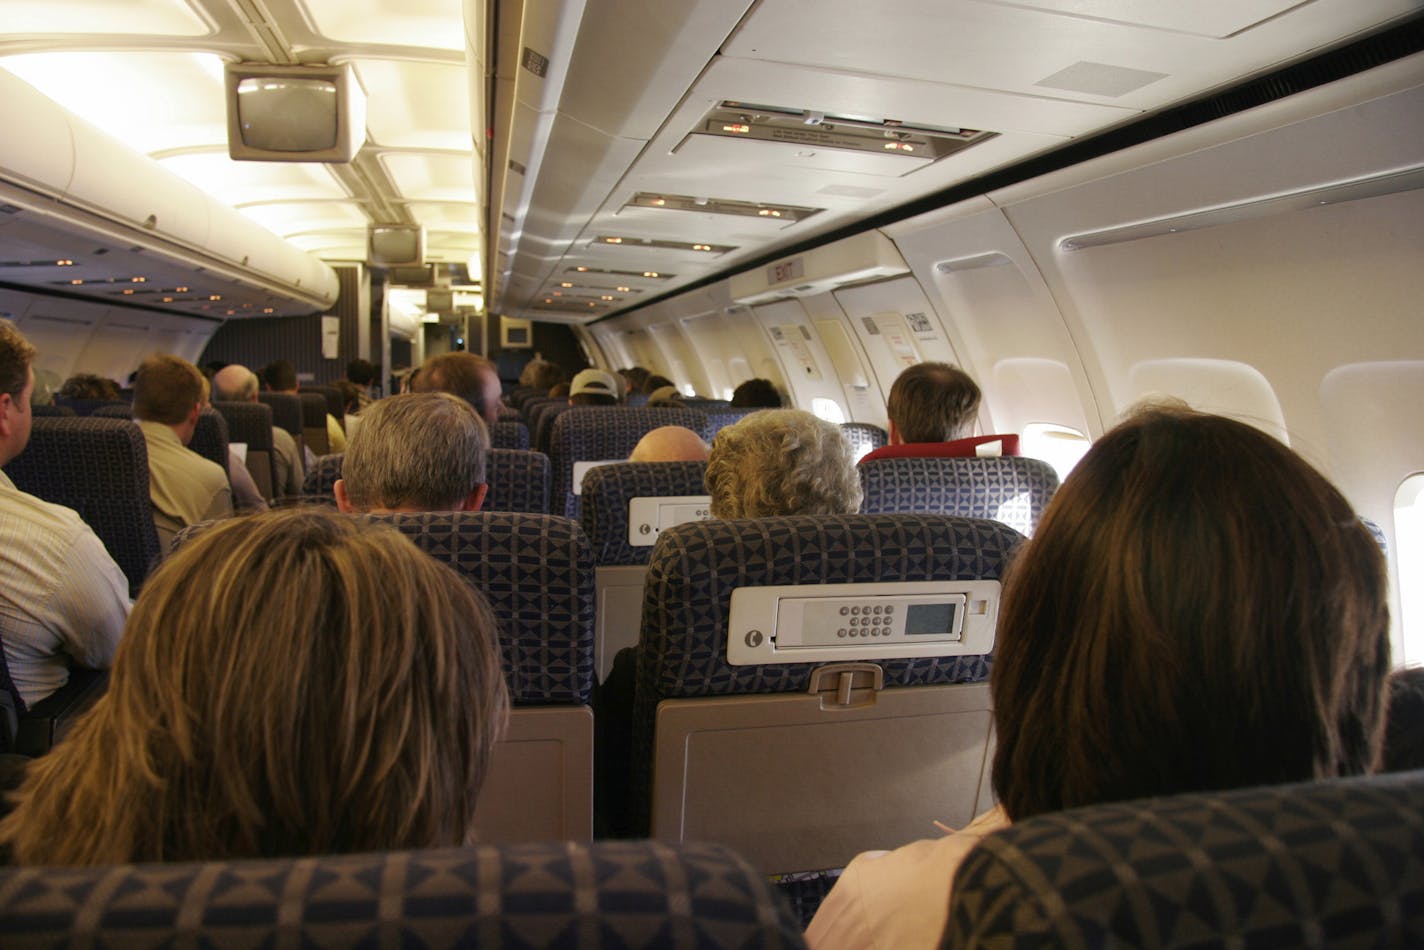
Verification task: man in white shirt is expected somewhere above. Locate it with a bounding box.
[0,319,130,708]
[132,354,233,552]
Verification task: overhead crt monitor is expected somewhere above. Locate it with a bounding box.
[226,63,367,163]
[727,580,999,665]
[368,226,425,267]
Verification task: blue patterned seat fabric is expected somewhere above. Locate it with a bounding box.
[367,511,594,705]
[88,403,134,420]
[0,840,806,949]
[29,404,74,417]
[53,397,128,416]
[187,408,230,473]
[703,406,762,436]
[858,456,1060,536]
[551,407,710,519]
[491,418,530,450]
[841,422,888,458]
[1,417,160,596]
[300,450,551,514]
[631,513,1024,831]
[944,770,1424,949]
[581,460,709,565]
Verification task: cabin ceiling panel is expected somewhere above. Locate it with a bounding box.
[354,60,472,152]
[159,154,350,205]
[0,0,212,37]
[381,153,480,203]
[302,0,466,51]
[236,201,370,238]
[0,52,229,154]
[722,0,1419,110]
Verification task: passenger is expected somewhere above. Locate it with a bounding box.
[629,425,709,463]
[335,393,489,514]
[858,361,1017,461]
[411,352,504,428]
[57,373,121,402]
[729,377,781,408]
[345,357,378,411]
[618,366,651,397]
[198,375,266,515]
[705,409,862,518]
[549,381,570,399]
[212,364,303,499]
[642,373,675,395]
[569,368,623,406]
[805,406,1390,949]
[645,385,687,409]
[520,357,568,394]
[132,354,233,553]
[0,508,508,865]
[260,359,341,465]
[1381,667,1424,773]
[0,319,129,708]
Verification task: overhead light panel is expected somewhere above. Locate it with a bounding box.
[686,102,996,162]
[625,193,822,223]
[565,266,675,280]
[594,235,735,254]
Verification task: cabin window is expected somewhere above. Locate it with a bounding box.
[810,397,846,425]
[1021,423,1090,480]
[1395,474,1424,665]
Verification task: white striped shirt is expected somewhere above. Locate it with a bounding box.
[0,470,131,707]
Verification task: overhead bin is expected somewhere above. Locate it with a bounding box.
[729,230,910,304]
[0,68,338,316]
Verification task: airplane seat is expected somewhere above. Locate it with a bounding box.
[491,418,530,450]
[257,392,305,465]
[0,840,805,948]
[296,449,552,514]
[53,398,128,416]
[858,456,1061,537]
[0,638,107,756]
[519,395,560,426]
[944,770,1424,948]
[550,407,710,520]
[628,513,1024,909]
[88,403,133,420]
[580,460,709,681]
[187,408,230,474]
[30,404,74,417]
[532,401,571,454]
[304,383,345,423]
[497,405,523,423]
[841,422,889,460]
[506,384,543,411]
[2,416,160,597]
[704,406,764,437]
[212,401,277,502]
[368,510,596,841]
[627,392,649,407]
[298,392,330,455]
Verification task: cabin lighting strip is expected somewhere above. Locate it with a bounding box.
[691,102,997,161]
[595,235,735,254]
[566,266,675,280]
[626,193,822,223]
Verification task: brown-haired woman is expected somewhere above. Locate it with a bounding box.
[0,508,508,865]
[806,406,1390,949]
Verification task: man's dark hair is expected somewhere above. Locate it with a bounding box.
[346,359,378,386]
[886,362,980,443]
[58,373,121,401]
[642,374,675,395]
[730,378,780,408]
[261,360,298,392]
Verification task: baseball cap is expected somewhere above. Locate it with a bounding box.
[570,368,622,398]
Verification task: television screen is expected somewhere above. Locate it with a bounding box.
[226,63,366,163]
[369,227,425,267]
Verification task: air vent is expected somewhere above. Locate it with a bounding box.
[686,102,996,163]
[625,193,822,223]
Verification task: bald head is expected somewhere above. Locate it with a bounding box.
[212,364,259,402]
[630,425,710,463]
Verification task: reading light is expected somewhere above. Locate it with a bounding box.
[56,259,73,266]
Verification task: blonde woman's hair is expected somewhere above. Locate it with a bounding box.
[705,409,863,518]
[0,508,508,865]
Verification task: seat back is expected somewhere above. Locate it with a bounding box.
[633,513,1023,873]
[370,511,595,840]
[703,406,762,436]
[297,450,550,514]
[53,397,128,416]
[841,422,888,459]
[88,403,133,420]
[30,404,74,417]
[581,460,709,680]
[550,407,709,519]
[305,383,346,422]
[531,399,570,454]
[213,401,276,501]
[945,771,1424,949]
[187,408,230,473]
[491,418,530,450]
[299,392,330,455]
[0,840,805,949]
[2,417,160,596]
[257,392,303,437]
[858,455,1060,536]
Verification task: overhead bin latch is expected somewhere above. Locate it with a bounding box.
[808,663,884,709]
